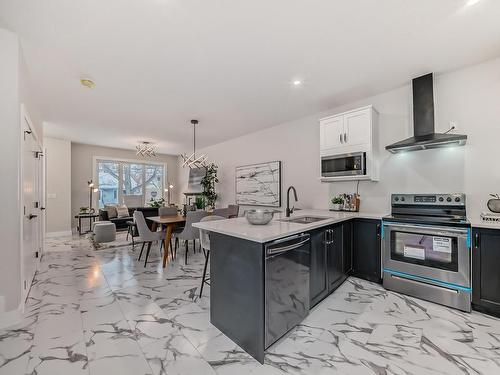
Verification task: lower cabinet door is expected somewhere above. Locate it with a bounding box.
[352,219,381,283]
[327,224,345,293]
[472,228,500,317]
[343,221,352,274]
[310,228,328,307]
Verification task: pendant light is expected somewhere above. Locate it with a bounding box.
[180,119,209,168]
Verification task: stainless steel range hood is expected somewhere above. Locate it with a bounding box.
[385,73,467,153]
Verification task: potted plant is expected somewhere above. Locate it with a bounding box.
[148,197,166,208]
[201,163,219,210]
[195,196,205,210]
[331,196,344,211]
[488,194,500,213]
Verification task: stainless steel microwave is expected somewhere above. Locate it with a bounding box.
[321,152,366,178]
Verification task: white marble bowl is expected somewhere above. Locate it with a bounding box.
[245,209,274,225]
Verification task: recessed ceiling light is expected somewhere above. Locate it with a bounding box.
[292,80,302,86]
[465,0,481,7]
[80,78,95,89]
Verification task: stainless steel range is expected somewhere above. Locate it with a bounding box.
[382,193,471,312]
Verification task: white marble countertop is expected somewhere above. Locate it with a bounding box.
[193,209,386,243]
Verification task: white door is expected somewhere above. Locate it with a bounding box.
[343,108,371,147]
[320,115,344,151]
[21,120,39,301]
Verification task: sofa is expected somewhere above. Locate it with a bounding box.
[98,206,158,230]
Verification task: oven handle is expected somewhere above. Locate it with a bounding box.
[383,222,469,237]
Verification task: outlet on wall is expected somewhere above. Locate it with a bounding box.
[449,121,458,131]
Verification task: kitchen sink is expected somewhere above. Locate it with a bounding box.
[279,216,329,224]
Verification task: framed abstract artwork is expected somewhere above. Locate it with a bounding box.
[235,161,281,207]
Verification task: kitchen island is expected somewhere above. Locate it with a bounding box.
[193,209,385,363]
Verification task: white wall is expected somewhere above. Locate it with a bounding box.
[44,137,72,235]
[179,56,500,223]
[71,143,179,228]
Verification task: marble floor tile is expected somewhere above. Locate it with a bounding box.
[2,232,500,375]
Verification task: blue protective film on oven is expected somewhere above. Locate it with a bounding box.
[466,228,471,248]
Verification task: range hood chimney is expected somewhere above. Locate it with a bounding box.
[385,73,467,153]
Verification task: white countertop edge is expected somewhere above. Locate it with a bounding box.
[193,210,386,243]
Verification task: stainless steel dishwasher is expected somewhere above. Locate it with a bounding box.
[265,233,310,348]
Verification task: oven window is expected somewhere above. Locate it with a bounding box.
[390,230,458,272]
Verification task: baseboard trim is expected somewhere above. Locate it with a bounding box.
[45,230,73,238]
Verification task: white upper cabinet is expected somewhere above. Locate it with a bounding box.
[320,106,374,155]
[343,108,371,148]
[319,105,379,181]
[320,115,344,151]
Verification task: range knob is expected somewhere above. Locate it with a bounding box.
[394,197,399,202]
[401,196,405,202]
[438,197,444,202]
[446,197,452,202]
[455,197,461,202]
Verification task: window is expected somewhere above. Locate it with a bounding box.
[96,159,166,208]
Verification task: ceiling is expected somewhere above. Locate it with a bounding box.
[1,0,500,154]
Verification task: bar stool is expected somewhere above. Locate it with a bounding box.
[198,215,225,298]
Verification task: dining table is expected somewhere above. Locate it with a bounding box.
[147,214,186,267]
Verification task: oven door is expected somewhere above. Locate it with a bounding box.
[382,222,470,288]
[321,152,366,178]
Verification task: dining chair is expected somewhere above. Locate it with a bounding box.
[133,211,169,267]
[174,210,208,264]
[198,215,225,298]
[213,207,229,218]
[227,204,240,218]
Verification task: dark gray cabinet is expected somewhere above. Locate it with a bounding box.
[352,219,381,283]
[310,221,352,307]
[310,227,329,307]
[472,227,500,318]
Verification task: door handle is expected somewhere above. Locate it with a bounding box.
[28,214,38,220]
[325,229,334,244]
[474,232,480,248]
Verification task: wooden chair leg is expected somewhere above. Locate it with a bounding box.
[144,242,152,267]
[199,250,210,298]
[185,240,188,264]
[169,239,174,260]
[138,242,146,260]
[126,227,130,241]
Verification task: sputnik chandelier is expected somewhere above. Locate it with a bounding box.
[136,141,157,157]
[180,119,209,169]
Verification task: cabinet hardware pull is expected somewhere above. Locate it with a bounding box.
[339,134,343,144]
[344,133,347,143]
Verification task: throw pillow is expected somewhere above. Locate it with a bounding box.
[116,205,130,218]
[105,204,118,219]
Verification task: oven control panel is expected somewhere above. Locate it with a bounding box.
[391,193,466,206]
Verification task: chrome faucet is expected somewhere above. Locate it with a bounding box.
[286,186,298,217]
